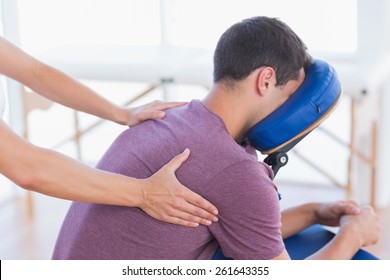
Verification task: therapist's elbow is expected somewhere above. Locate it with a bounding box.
[14,168,41,192]
[13,149,48,193]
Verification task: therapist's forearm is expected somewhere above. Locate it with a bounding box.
[29,146,143,206]
[0,122,142,207]
[30,62,129,125]
[0,37,128,125]
[32,62,129,125]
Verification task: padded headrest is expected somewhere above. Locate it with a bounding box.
[247,59,342,154]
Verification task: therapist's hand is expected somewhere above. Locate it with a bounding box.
[119,100,188,127]
[314,200,361,227]
[140,148,219,227]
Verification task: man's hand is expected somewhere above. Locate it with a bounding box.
[339,205,381,247]
[314,200,360,227]
[140,148,219,227]
[123,100,187,127]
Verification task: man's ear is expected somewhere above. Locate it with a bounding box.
[257,67,276,96]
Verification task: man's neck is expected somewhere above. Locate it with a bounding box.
[202,83,253,142]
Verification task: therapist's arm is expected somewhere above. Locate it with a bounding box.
[0,36,183,126]
[0,121,218,227]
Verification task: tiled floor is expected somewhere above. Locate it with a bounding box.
[0,180,389,260]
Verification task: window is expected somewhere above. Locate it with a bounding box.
[169,0,357,53]
[18,0,161,53]
[18,0,357,54]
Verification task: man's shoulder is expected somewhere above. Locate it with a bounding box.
[212,158,273,183]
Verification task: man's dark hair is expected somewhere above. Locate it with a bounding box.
[213,16,312,86]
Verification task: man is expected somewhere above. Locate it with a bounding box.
[53,16,380,260]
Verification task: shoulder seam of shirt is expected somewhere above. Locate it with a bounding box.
[203,159,260,188]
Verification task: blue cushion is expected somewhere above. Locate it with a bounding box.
[212,225,379,260]
[247,59,342,154]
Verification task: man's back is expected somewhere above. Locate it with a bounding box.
[52,100,284,260]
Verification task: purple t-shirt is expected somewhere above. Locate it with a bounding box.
[52,100,284,260]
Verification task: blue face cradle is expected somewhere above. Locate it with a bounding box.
[247,59,342,155]
[246,59,342,176]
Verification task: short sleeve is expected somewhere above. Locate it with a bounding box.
[207,160,284,260]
